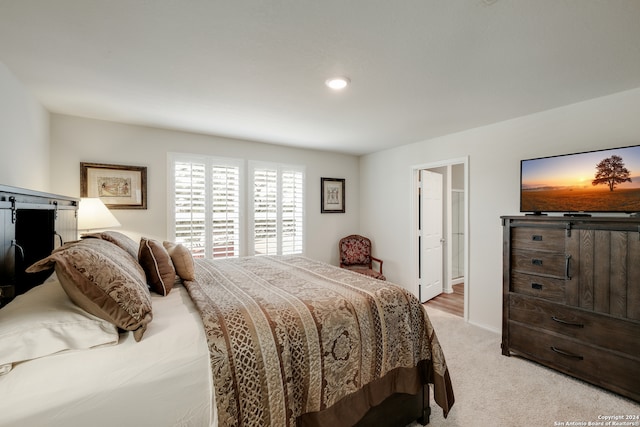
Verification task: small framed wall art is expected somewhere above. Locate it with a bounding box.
[321,177,345,213]
[81,162,147,209]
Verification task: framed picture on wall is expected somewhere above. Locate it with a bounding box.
[321,177,345,213]
[80,162,147,209]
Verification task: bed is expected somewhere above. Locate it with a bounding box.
[0,186,454,427]
[184,255,454,427]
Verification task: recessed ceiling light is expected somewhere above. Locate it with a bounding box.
[325,76,350,90]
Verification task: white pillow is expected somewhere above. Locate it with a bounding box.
[0,279,119,375]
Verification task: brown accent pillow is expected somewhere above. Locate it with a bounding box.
[139,237,176,296]
[26,238,152,342]
[81,230,139,260]
[163,241,195,281]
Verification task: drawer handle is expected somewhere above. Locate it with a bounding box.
[531,283,543,290]
[551,316,584,328]
[532,235,543,241]
[532,258,543,266]
[550,346,583,360]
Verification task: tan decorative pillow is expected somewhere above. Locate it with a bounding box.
[163,241,195,281]
[139,238,176,296]
[27,238,152,342]
[81,231,139,260]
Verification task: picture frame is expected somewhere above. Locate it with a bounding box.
[321,177,345,213]
[80,162,147,209]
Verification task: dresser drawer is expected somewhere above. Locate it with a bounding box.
[508,321,640,401]
[509,293,640,356]
[511,249,568,278]
[511,227,565,252]
[511,273,565,302]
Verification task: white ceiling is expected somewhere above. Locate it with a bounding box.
[1,1,640,156]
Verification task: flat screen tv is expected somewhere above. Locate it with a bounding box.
[520,144,640,214]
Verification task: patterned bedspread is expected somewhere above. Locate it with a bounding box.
[183,256,453,427]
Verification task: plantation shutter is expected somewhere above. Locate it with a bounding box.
[211,165,240,258]
[174,161,207,258]
[171,154,304,258]
[281,170,304,254]
[250,164,304,256]
[253,168,278,255]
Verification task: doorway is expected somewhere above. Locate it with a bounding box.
[411,157,469,320]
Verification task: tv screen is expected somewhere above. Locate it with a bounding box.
[520,144,640,214]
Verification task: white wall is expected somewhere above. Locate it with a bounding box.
[0,62,50,191]
[360,87,640,332]
[49,114,360,264]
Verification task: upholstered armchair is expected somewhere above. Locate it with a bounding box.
[339,234,385,280]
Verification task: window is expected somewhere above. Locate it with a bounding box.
[173,160,207,257]
[250,162,304,256]
[211,164,241,258]
[170,154,241,258]
[281,169,304,254]
[252,168,277,255]
[169,154,304,258]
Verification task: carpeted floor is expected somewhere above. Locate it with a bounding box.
[406,307,640,427]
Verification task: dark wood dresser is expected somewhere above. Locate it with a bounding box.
[501,216,640,402]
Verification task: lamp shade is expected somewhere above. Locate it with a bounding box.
[78,198,121,232]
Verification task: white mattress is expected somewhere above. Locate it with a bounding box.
[0,283,214,427]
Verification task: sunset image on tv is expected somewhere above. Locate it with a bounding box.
[521,145,640,213]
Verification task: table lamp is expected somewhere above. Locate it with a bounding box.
[78,197,121,235]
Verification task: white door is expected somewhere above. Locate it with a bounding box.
[420,170,443,302]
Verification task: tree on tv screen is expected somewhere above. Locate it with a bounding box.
[592,155,631,191]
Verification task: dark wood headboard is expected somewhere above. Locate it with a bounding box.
[0,185,78,307]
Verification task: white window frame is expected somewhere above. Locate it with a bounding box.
[248,161,305,256]
[168,152,245,258]
[168,154,305,258]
